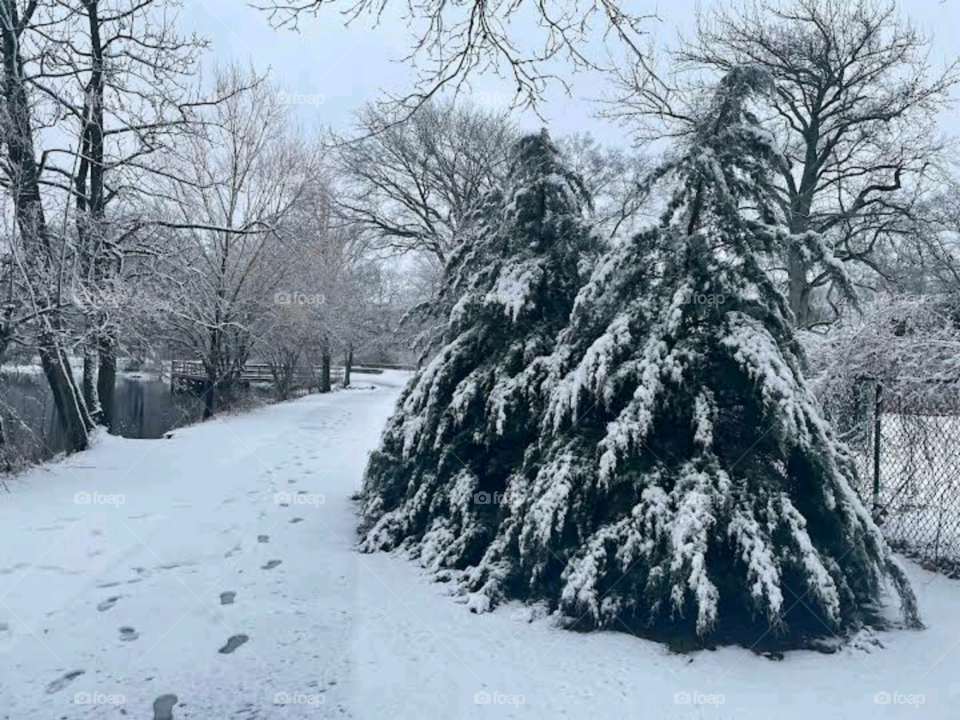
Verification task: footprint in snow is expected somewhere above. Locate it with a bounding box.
[220,591,236,606]
[218,634,249,654]
[153,693,179,720]
[97,596,119,612]
[45,669,85,694]
[0,563,31,576]
[155,561,198,570]
[257,535,269,543]
[38,565,84,576]
[261,560,282,570]
[119,626,139,642]
[289,517,304,524]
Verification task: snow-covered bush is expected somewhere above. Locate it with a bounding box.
[361,70,922,651]
[359,130,602,572]
[805,295,960,421]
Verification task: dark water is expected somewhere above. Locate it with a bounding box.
[0,372,207,465]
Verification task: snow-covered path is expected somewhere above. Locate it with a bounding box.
[1,373,959,718]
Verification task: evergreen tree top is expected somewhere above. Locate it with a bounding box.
[421,129,600,341]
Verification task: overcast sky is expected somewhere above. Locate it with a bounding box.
[180,0,960,147]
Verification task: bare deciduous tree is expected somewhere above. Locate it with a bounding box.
[34,0,210,430]
[556,132,653,242]
[1,0,95,451]
[608,0,959,327]
[257,0,652,114]
[156,64,322,417]
[333,99,516,268]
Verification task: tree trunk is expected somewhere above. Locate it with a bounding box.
[344,347,353,387]
[202,375,216,419]
[79,1,122,432]
[83,343,101,423]
[785,141,819,329]
[97,332,117,432]
[39,341,92,452]
[321,352,331,393]
[787,247,809,328]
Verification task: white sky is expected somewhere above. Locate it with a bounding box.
[180,0,960,147]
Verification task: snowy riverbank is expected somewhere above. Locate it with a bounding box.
[1,370,958,718]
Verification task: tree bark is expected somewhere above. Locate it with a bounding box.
[78,0,115,429]
[787,247,809,328]
[786,161,816,328]
[83,344,101,423]
[344,347,353,387]
[202,375,216,419]
[97,332,117,432]
[39,342,92,452]
[321,351,331,393]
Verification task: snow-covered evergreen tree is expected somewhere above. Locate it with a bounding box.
[449,67,921,649]
[361,71,922,651]
[359,130,601,572]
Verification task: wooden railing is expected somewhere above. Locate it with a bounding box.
[171,360,344,386]
[351,362,417,373]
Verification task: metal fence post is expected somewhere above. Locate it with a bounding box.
[873,381,883,514]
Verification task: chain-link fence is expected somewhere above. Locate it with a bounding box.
[843,381,960,577]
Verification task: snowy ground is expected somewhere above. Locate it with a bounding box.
[1,372,959,719]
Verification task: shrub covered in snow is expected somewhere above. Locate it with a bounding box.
[804,295,960,422]
[360,71,922,651]
[359,130,602,573]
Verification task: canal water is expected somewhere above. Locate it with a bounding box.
[0,371,212,466]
